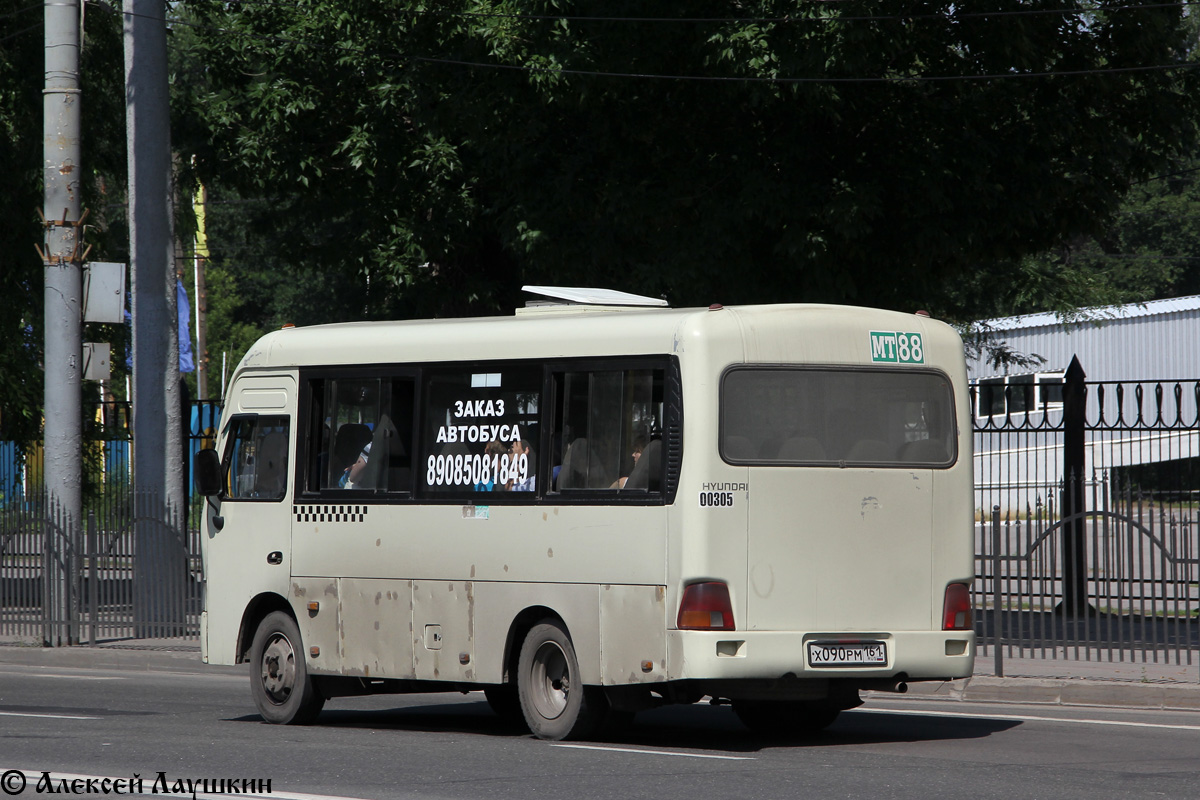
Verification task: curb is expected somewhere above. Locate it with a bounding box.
[0,640,239,676]
[881,675,1200,712]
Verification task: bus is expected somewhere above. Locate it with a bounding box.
[193,287,975,740]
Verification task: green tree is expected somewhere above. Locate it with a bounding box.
[954,156,1200,327]
[173,0,1200,331]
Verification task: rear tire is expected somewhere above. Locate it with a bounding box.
[733,699,840,738]
[517,619,602,740]
[249,611,325,725]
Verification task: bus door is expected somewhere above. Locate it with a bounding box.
[205,375,296,664]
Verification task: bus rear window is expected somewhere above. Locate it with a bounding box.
[720,367,956,467]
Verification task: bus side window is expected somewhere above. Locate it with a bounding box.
[306,376,416,494]
[419,366,541,495]
[224,415,291,501]
[552,367,664,493]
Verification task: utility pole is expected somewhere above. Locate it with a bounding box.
[125,0,184,636]
[41,0,83,646]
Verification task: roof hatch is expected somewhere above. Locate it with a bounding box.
[517,285,669,315]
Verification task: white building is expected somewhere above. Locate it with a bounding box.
[966,294,1200,385]
[966,295,1200,514]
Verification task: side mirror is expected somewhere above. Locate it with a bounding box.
[194,448,225,531]
[194,448,223,496]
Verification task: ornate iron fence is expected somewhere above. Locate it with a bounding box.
[973,362,1200,673]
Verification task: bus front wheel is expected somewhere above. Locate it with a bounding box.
[517,620,602,740]
[249,611,325,725]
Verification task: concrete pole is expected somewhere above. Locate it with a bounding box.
[43,0,83,646]
[125,0,183,635]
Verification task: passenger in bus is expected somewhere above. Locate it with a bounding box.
[623,438,661,491]
[477,439,509,491]
[611,435,646,489]
[341,442,371,488]
[508,439,536,491]
[331,422,372,489]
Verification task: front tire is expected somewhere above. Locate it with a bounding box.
[249,611,325,725]
[517,619,602,740]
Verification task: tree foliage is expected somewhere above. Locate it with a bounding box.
[174,0,1200,330]
[952,156,1200,327]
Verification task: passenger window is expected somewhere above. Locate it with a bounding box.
[551,368,665,493]
[223,415,291,501]
[306,376,415,494]
[420,366,542,495]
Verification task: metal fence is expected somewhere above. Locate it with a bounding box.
[0,490,201,644]
[0,399,219,644]
[973,363,1200,673]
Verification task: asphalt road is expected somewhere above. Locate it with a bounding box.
[2,658,1199,800]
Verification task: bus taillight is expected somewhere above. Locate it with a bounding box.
[677,582,735,631]
[942,583,972,631]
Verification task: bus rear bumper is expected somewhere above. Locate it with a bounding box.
[668,629,975,684]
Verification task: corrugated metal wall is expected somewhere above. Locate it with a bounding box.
[968,298,1200,382]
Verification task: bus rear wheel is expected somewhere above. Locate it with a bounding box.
[249,611,325,725]
[517,620,602,740]
[732,699,840,738]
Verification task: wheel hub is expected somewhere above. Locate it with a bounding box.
[260,632,296,705]
[530,641,570,720]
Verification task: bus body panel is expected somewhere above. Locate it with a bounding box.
[745,468,933,632]
[335,577,414,679]
[292,576,344,675]
[291,506,667,587]
[411,578,475,682]
[667,309,750,631]
[598,583,669,685]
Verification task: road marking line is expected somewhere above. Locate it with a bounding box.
[0,711,101,720]
[865,707,1200,732]
[0,672,122,681]
[0,772,378,800]
[552,744,755,760]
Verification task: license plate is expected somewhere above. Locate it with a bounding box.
[807,641,887,667]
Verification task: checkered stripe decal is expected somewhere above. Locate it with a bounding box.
[293,505,368,524]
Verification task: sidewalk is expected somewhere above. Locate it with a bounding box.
[893,651,1200,711]
[3,635,1199,711]
[0,635,236,675]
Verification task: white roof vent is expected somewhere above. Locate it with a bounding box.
[519,285,669,314]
